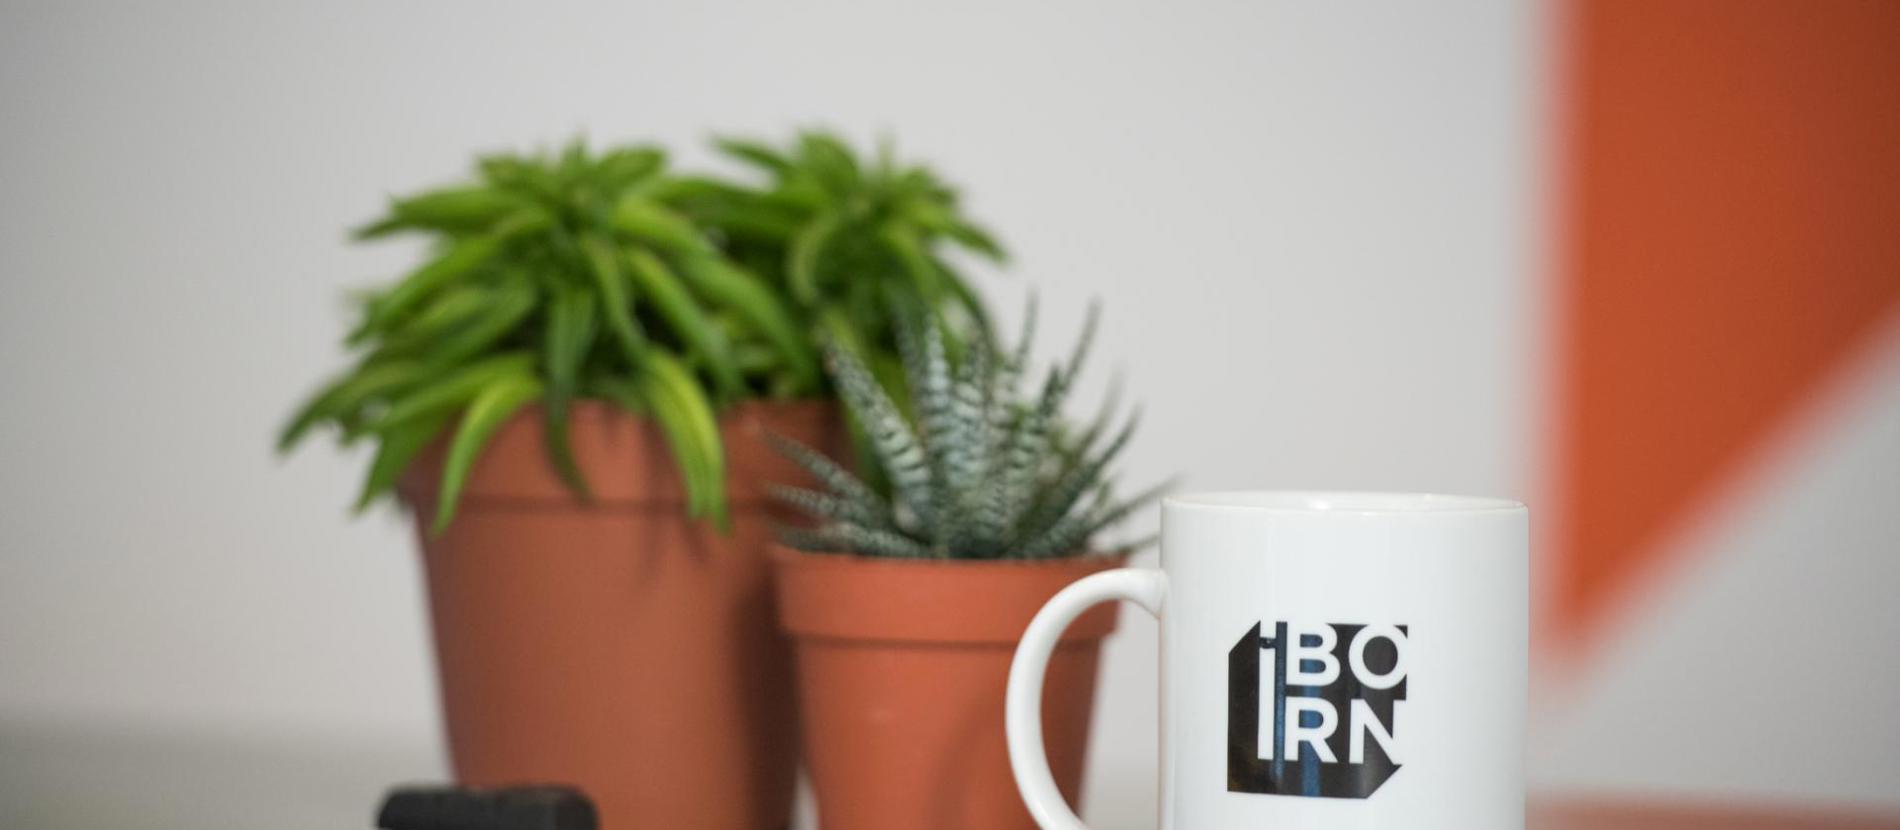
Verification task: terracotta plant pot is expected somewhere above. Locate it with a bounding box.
[773,550,1127,830]
[398,400,842,830]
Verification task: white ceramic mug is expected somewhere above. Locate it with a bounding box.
[1007,491,1528,829]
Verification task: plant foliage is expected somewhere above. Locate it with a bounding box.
[772,302,1161,559]
[662,132,1005,387]
[279,135,1004,533]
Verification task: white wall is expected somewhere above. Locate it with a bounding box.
[0,1,1545,825]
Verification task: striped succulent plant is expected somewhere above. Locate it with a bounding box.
[772,303,1161,559]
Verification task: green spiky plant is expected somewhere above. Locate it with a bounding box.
[278,138,1002,534]
[770,302,1162,559]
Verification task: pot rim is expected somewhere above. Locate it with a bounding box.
[770,545,1131,645]
[398,398,842,508]
[769,545,1129,567]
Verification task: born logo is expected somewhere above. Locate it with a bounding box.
[1228,621,1408,799]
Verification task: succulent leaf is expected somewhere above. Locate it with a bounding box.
[1017,410,1140,543]
[765,433,892,523]
[773,301,1155,559]
[825,344,933,533]
[769,485,892,531]
[777,523,930,558]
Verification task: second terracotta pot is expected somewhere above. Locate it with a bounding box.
[774,550,1126,830]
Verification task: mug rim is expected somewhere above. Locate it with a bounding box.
[1164,490,1525,515]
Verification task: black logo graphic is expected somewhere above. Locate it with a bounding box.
[1228,621,1408,799]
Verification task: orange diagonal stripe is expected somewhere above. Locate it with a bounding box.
[1556,0,1900,645]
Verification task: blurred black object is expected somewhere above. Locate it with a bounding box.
[376,785,597,830]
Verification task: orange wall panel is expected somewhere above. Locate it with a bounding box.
[1556,0,1900,643]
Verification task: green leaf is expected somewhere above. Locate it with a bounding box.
[732,342,779,374]
[612,196,712,255]
[650,175,805,241]
[817,305,871,366]
[359,235,502,336]
[638,350,728,527]
[579,233,647,369]
[787,211,840,304]
[676,255,819,391]
[278,361,426,451]
[713,136,794,176]
[905,199,1007,262]
[593,147,666,190]
[354,411,451,512]
[433,370,542,533]
[355,186,525,239]
[880,223,945,302]
[943,219,1006,262]
[371,286,494,356]
[645,174,751,205]
[541,286,598,498]
[374,352,535,432]
[418,279,537,370]
[625,250,742,398]
[559,138,589,176]
[479,154,559,201]
[796,132,862,194]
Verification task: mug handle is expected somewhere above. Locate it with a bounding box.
[1007,568,1168,830]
